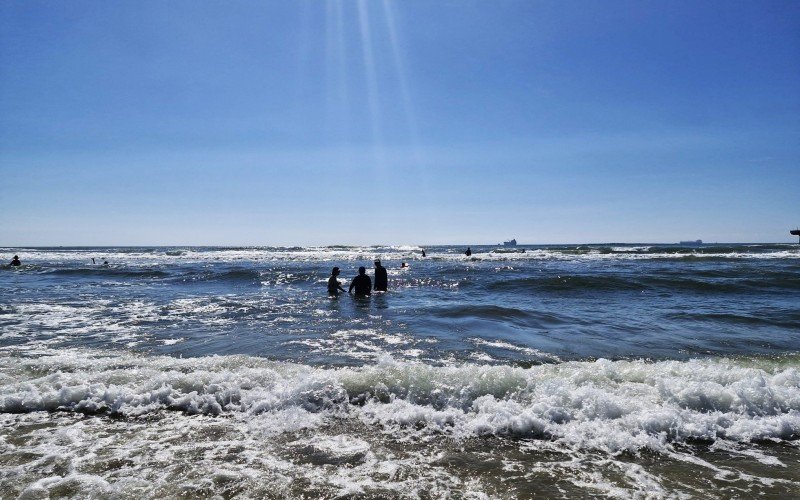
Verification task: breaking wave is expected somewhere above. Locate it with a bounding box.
[3,348,798,452]
[4,244,798,266]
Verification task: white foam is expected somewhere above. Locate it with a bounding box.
[3,348,797,451]
[285,329,422,361]
[1,348,798,497]
[472,338,562,362]
[4,245,798,268]
[611,246,653,252]
[289,435,371,464]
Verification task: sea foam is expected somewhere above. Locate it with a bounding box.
[2,347,798,454]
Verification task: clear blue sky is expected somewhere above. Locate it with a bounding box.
[1,0,798,245]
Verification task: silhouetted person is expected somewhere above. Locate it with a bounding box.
[103,260,109,266]
[421,249,426,257]
[465,247,472,257]
[373,259,388,292]
[328,267,345,296]
[10,255,21,266]
[92,258,96,264]
[401,262,408,268]
[349,266,372,296]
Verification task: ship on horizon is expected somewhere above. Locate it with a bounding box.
[679,239,703,246]
[502,239,517,247]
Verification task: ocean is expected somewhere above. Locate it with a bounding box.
[1,244,798,498]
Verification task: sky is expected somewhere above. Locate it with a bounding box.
[1,0,798,246]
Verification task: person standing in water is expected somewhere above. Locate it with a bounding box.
[327,267,346,296]
[373,259,388,292]
[10,255,21,266]
[349,266,372,296]
[465,247,472,257]
[421,249,426,257]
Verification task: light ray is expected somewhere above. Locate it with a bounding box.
[324,0,337,140]
[380,0,434,233]
[357,0,387,170]
[334,0,351,152]
[381,0,423,168]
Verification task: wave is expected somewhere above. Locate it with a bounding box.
[174,268,264,284]
[45,268,171,278]
[37,267,310,285]
[486,274,800,293]
[569,244,798,255]
[427,304,567,327]
[431,304,533,321]
[4,245,798,266]
[488,275,645,292]
[2,348,798,450]
[173,268,318,286]
[2,348,798,498]
[667,311,800,329]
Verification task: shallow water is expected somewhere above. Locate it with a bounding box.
[1,244,799,498]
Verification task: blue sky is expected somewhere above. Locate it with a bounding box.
[1,0,798,245]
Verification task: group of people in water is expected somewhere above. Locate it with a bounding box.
[328,259,390,297]
[327,247,472,297]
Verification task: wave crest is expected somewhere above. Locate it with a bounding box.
[2,348,799,454]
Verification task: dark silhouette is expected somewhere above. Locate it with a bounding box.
[465,247,472,257]
[349,266,372,296]
[328,267,346,296]
[401,262,408,268]
[421,249,426,257]
[373,259,388,292]
[92,258,96,264]
[10,255,21,266]
[103,260,109,266]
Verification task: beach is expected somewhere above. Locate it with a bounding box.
[1,244,799,497]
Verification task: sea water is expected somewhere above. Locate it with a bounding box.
[1,244,798,498]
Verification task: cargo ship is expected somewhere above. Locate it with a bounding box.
[679,240,702,246]
[502,239,517,247]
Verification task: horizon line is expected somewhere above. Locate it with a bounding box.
[1,241,796,249]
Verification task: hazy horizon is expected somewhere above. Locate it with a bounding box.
[1,240,797,249]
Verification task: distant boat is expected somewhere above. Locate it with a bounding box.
[502,239,517,247]
[679,240,703,246]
